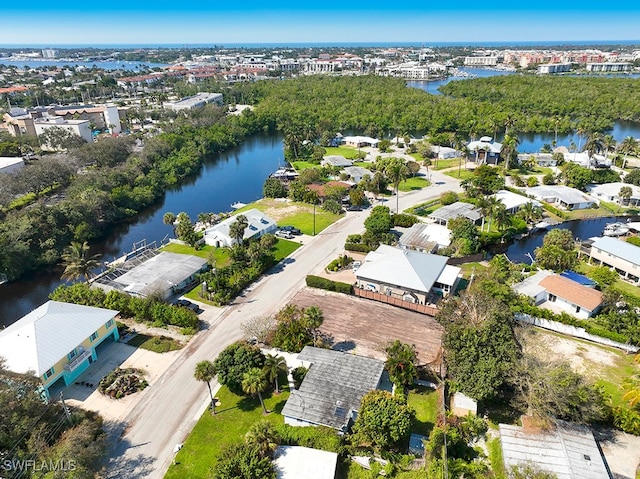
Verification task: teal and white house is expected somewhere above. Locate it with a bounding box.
[0,300,119,400]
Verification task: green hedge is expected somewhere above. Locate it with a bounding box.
[345,243,375,253]
[611,406,640,435]
[306,275,353,294]
[392,213,419,227]
[540,202,567,219]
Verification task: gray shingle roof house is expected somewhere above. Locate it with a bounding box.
[281,347,386,432]
[321,155,353,168]
[499,421,612,479]
[428,201,482,225]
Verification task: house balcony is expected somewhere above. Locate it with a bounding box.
[64,349,92,372]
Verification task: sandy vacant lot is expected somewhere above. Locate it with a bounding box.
[290,287,444,367]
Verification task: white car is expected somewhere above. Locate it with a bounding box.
[275,229,294,239]
[352,261,362,271]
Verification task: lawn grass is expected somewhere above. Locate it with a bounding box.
[405,199,441,216]
[126,334,183,352]
[398,177,430,192]
[352,161,373,169]
[272,238,301,261]
[165,383,290,479]
[407,385,439,436]
[457,262,488,280]
[325,146,362,159]
[291,160,320,170]
[445,168,475,181]
[507,166,553,176]
[161,242,231,267]
[563,205,618,220]
[432,158,462,171]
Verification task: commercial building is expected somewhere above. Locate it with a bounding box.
[464,56,498,66]
[537,63,572,74]
[163,92,224,111]
[34,116,93,149]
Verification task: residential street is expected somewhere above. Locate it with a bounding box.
[105,168,462,478]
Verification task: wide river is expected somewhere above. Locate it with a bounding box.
[2,69,640,327]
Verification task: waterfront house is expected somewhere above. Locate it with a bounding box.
[342,136,379,148]
[525,185,595,210]
[92,251,209,300]
[274,446,338,479]
[0,301,120,400]
[427,201,482,226]
[281,347,386,432]
[430,145,461,160]
[355,244,461,303]
[587,182,640,206]
[516,153,558,167]
[589,236,640,285]
[321,155,352,168]
[467,136,503,164]
[398,223,451,253]
[203,208,277,248]
[491,189,541,215]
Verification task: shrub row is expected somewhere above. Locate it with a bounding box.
[392,213,419,228]
[610,406,640,435]
[306,275,353,294]
[345,243,375,253]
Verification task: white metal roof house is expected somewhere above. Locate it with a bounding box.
[0,301,120,400]
[342,135,379,148]
[281,347,386,432]
[467,136,503,164]
[355,244,461,304]
[525,185,595,210]
[341,165,372,184]
[203,208,277,247]
[398,222,451,253]
[589,236,640,285]
[321,155,353,168]
[427,201,482,226]
[430,145,460,159]
[492,189,541,214]
[274,446,338,479]
[587,182,640,206]
[499,421,611,479]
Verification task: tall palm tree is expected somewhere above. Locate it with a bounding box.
[619,186,633,207]
[263,354,287,394]
[519,202,543,226]
[60,241,101,282]
[229,214,248,246]
[384,159,409,213]
[619,136,639,170]
[583,132,604,169]
[384,340,418,393]
[163,212,177,235]
[454,138,469,178]
[194,360,217,415]
[245,420,280,458]
[302,305,324,344]
[493,203,511,232]
[242,367,269,415]
[602,135,616,163]
[501,134,519,172]
[484,196,502,232]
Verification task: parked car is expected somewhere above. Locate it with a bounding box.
[352,261,362,271]
[175,299,199,313]
[347,205,363,211]
[275,229,294,239]
[280,225,301,235]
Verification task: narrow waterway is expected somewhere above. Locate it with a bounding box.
[0,134,283,328]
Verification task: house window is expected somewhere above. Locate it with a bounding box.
[105,319,114,329]
[576,306,581,313]
[548,294,557,302]
[67,348,77,361]
[90,331,99,342]
[44,367,54,379]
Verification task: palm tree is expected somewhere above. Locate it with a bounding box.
[263,354,288,394]
[242,367,269,415]
[454,138,469,178]
[302,305,324,344]
[384,159,409,213]
[60,241,101,282]
[484,196,502,232]
[619,186,633,207]
[493,203,511,232]
[245,420,280,458]
[229,214,248,245]
[163,212,177,235]
[602,135,616,163]
[519,202,543,226]
[194,360,217,415]
[384,340,418,393]
[501,134,519,172]
[423,158,432,178]
[583,132,604,168]
[619,136,639,170]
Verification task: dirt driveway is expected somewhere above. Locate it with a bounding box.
[290,287,443,367]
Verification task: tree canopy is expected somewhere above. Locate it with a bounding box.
[213,341,266,394]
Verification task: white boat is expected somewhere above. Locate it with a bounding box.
[603,222,630,237]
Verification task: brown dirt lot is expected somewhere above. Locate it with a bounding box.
[290,287,444,367]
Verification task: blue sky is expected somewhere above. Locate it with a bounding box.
[3,2,640,44]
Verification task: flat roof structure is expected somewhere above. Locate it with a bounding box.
[513,270,553,299]
[321,155,352,167]
[499,421,611,479]
[93,251,208,298]
[164,92,223,111]
[0,156,24,173]
[281,346,385,431]
[274,446,338,479]
[399,223,451,250]
[591,236,640,267]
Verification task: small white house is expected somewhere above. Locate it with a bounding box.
[321,155,352,168]
[430,145,460,159]
[525,185,595,210]
[203,208,277,247]
[587,182,640,206]
[341,166,372,184]
[491,190,541,214]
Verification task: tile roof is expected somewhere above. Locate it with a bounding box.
[539,275,603,311]
[0,301,118,375]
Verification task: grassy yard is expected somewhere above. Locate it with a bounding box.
[291,160,320,170]
[507,166,553,176]
[126,334,183,352]
[445,168,475,181]
[432,158,463,171]
[398,177,430,192]
[325,146,362,159]
[457,262,488,280]
[272,238,302,261]
[405,199,441,216]
[165,384,290,479]
[352,161,373,170]
[408,385,439,436]
[563,205,618,220]
[161,242,231,267]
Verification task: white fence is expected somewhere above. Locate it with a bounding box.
[515,313,639,354]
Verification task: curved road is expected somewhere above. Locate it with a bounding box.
[106,168,463,478]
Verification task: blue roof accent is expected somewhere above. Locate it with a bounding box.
[560,270,596,287]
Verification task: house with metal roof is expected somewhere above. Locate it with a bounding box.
[512,271,603,319]
[355,244,461,304]
[587,182,640,206]
[427,201,482,226]
[467,136,503,164]
[203,208,277,247]
[281,347,387,432]
[0,301,119,400]
[321,155,353,168]
[525,185,595,210]
[0,156,25,174]
[491,189,541,214]
[398,223,451,253]
[499,421,611,479]
[341,166,372,184]
[342,135,379,148]
[274,446,338,479]
[589,236,640,285]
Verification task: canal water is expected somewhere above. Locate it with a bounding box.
[0,134,283,328]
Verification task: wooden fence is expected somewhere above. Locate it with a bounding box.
[353,288,438,316]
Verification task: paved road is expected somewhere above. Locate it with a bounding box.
[106,168,462,478]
